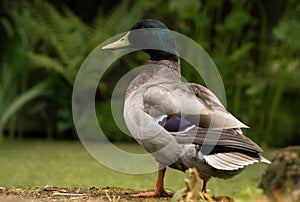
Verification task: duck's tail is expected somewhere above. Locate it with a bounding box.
[259,155,271,164]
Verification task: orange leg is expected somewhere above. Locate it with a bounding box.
[132,163,169,197]
[201,181,214,202]
[202,180,207,193]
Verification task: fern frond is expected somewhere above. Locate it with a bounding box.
[27,0,157,85]
[28,52,65,74]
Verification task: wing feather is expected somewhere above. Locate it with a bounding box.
[143,82,248,129]
[204,152,259,170]
[173,127,262,153]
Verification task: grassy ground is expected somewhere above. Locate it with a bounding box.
[0,139,275,201]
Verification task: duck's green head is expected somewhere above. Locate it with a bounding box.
[102,19,178,62]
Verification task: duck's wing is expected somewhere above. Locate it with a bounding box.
[143,82,248,129]
[142,82,270,170]
[178,126,271,169]
[172,124,271,170]
[159,116,271,170]
[172,127,262,153]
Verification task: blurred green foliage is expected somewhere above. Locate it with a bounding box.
[0,4,49,140]
[0,0,299,146]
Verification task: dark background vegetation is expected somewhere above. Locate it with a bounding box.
[0,0,299,146]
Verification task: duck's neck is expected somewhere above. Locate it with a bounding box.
[146,50,179,64]
[148,58,180,74]
[125,58,181,98]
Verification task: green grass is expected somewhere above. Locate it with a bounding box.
[0,139,274,200]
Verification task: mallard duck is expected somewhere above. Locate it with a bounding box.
[102,19,270,197]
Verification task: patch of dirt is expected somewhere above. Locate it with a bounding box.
[0,185,236,201]
[0,186,172,202]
